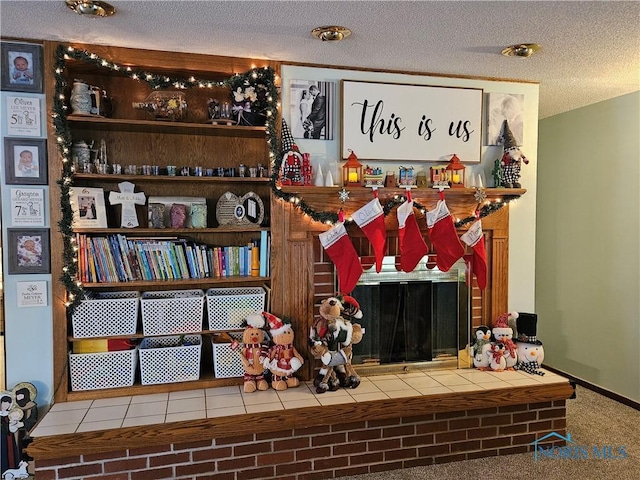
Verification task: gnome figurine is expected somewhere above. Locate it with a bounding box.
[492,312,519,369]
[513,312,545,375]
[499,119,529,188]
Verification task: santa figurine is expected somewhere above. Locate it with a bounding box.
[513,312,545,376]
[492,312,519,369]
[499,119,529,188]
[280,144,304,186]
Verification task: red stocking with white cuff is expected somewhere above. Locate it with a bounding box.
[319,221,363,294]
[353,195,387,273]
[397,194,428,273]
[426,195,465,272]
[461,216,487,289]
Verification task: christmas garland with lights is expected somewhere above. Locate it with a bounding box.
[53,45,279,311]
[53,44,520,312]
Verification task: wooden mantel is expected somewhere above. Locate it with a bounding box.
[269,186,525,381]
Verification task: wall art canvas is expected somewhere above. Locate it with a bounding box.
[485,92,525,146]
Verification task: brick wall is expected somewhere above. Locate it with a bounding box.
[34,400,567,480]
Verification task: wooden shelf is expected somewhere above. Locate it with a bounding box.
[80,276,270,288]
[68,329,243,342]
[67,114,267,137]
[73,227,269,234]
[72,173,271,183]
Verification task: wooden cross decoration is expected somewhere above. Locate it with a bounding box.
[108,181,146,228]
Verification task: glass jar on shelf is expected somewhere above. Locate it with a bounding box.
[132,90,187,121]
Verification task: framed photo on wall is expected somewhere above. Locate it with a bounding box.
[289,80,335,140]
[0,41,43,93]
[4,137,48,185]
[485,92,525,146]
[7,228,51,274]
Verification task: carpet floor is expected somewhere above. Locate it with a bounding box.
[340,385,640,480]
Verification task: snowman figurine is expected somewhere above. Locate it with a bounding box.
[492,312,519,369]
[513,313,545,376]
[471,326,492,370]
[486,342,507,371]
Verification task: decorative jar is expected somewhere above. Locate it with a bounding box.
[132,91,187,121]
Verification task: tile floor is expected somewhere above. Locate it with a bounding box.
[30,368,567,438]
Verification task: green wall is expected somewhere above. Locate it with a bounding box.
[537,91,640,402]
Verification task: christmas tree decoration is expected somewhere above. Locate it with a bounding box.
[397,191,428,273]
[460,213,487,289]
[318,216,363,294]
[426,191,465,272]
[499,119,529,188]
[352,193,387,273]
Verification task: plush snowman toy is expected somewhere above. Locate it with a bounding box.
[492,312,519,369]
[513,313,545,376]
[472,326,492,370]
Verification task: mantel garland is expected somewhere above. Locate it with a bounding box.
[53,44,521,313]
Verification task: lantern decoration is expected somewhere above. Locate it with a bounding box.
[342,149,363,187]
[445,154,466,188]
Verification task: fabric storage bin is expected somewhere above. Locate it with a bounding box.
[69,347,138,391]
[71,291,140,338]
[212,333,245,378]
[140,289,205,335]
[206,287,265,330]
[138,335,201,385]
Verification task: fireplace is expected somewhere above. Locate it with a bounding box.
[348,256,471,373]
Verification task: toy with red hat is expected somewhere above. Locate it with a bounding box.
[492,312,518,369]
[263,312,304,390]
[499,119,529,188]
[239,314,270,393]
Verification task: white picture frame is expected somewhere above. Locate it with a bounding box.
[6,95,41,137]
[70,186,108,228]
[341,80,483,163]
[10,188,45,226]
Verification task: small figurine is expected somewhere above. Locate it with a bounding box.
[486,342,507,371]
[302,153,313,186]
[492,312,518,369]
[263,312,304,390]
[148,203,166,228]
[513,313,545,375]
[189,203,207,228]
[280,145,304,186]
[471,325,492,370]
[499,119,529,188]
[240,314,270,393]
[207,98,220,120]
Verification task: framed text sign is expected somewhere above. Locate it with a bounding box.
[341,80,483,163]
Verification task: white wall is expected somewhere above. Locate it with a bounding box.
[1,89,54,402]
[282,65,539,312]
[537,91,640,402]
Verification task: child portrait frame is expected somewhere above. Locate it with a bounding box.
[1,41,43,93]
[4,137,48,185]
[7,228,51,274]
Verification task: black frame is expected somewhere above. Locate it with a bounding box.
[4,137,48,185]
[1,41,43,93]
[7,228,51,274]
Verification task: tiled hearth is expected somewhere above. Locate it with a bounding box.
[29,368,572,480]
[33,368,565,436]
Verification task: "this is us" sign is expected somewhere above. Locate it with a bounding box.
[341,80,483,163]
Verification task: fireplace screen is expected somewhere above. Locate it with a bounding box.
[349,256,470,369]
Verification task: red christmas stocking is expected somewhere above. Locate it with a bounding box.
[461,217,487,289]
[426,198,465,272]
[397,199,428,272]
[319,222,363,294]
[353,197,387,272]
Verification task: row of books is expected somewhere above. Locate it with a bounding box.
[76,231,270,283]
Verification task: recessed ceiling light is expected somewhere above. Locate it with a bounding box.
[311,26,352,42]
[65,0,116,17]
[501,43,541,58]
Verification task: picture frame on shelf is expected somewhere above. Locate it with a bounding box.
[0,41,43,93]
[4,137,48,185]
[69,186,108,228]
[7,228,50,274]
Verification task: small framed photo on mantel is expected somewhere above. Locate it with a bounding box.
[0,41,43,93]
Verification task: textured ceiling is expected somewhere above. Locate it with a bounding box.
[1,0,639,118]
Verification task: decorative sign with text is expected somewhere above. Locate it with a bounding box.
[10,188,45,226]
[17,280,48,308]
[341,80,483,163]
[6,95,41,137]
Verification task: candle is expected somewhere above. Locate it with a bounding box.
[452,173,461,184]
[348,172,358,183]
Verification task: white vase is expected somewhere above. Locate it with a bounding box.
[314,165,324,186]
[324,170,334,187]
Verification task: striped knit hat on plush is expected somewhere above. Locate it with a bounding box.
[263,311,288,336]
[493,312,517,337]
